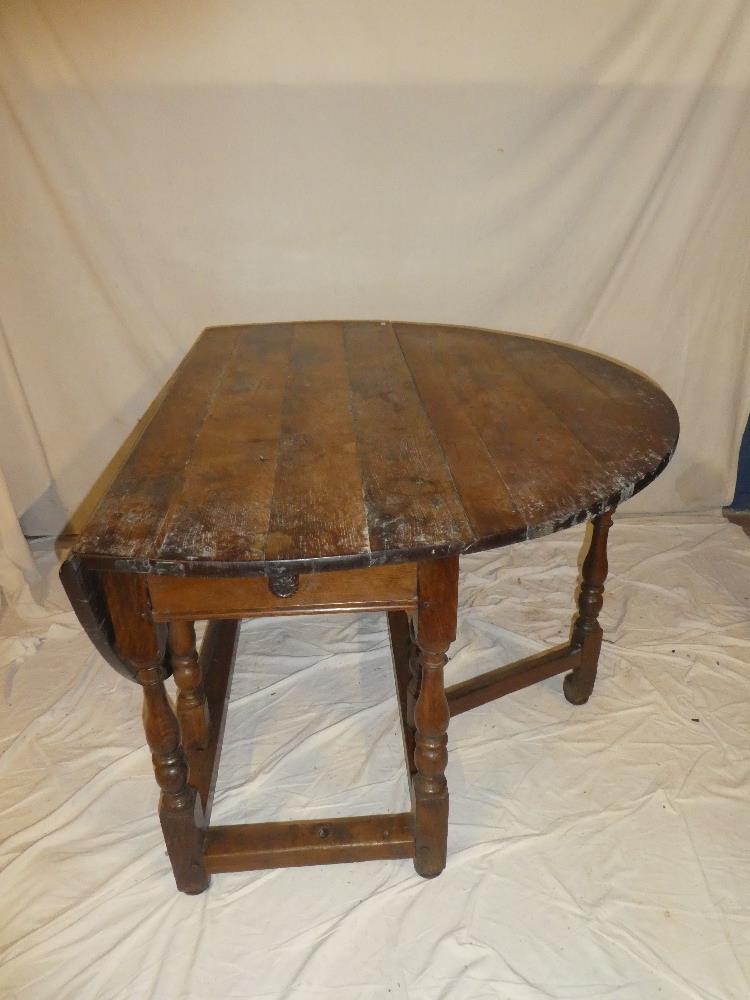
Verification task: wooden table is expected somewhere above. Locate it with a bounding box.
[61,321,679,893]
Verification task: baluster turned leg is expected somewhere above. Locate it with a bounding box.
[413,556,459,878]
[102,572,208,894]
[564,509,614,706]
[168,620,209,750]
[137,662,209,893]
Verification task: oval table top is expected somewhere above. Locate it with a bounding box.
[75,321,679,577]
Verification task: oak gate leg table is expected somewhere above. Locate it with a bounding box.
[61,321,679,894]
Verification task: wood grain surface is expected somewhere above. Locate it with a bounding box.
[74,321,679,576]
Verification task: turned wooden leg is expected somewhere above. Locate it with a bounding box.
[168,620,210,750]
[413,556,458,878]
[137,662,208,894]
[103,573,208,894]
[404,617,420,775]
[564,509,614,706]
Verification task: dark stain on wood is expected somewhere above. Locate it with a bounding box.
[69,321,679,578]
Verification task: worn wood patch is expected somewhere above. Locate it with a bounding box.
[155,325,294,564]
[77,329,240,563]
[425,327,618,536]
[395,324,526,544]
[264,322,371,562]
[497,334,678,504]
[72,320,678,574]
[344,321,473,556]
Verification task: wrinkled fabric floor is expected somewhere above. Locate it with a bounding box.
[1,515,749,1000]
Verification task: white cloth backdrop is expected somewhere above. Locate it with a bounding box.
[1,1,750,581]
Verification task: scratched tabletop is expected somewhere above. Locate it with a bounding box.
[74,321,679,577]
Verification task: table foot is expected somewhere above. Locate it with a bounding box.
[563,671,594,705]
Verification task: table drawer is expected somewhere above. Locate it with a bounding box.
[148,563,417,621]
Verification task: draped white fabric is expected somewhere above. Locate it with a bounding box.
[0,3,749,580]
[2,517,750,998]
